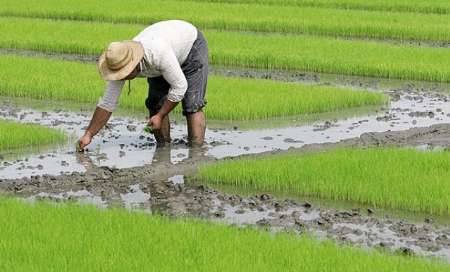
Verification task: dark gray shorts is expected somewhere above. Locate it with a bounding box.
[145,30,208,116]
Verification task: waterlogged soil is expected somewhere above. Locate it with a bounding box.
[2,89,450,178]
[2,88,450,260]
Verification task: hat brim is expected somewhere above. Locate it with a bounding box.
[97,41,144,81]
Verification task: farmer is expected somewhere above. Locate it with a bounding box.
[78,20,208,149]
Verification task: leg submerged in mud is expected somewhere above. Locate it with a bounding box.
[186,110,206,147]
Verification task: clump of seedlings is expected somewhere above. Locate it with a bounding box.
[1,0,450,41]
[1,198,448,271]
[0,119,66,151]
[0,55,387,120]
[1,17,450,82]
[198,148,450,215]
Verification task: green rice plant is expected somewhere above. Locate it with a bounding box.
[182,0,450,15]
[0,0,450,42]
[1,17,450,83]
[198,148,450,215]
[0,119,66,151]
[0,55,386,120]
[0,198,449,271]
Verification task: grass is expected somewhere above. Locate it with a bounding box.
[0,55,387,121]
[182,0,450,15]
[0,199,449,271]
[1,17,450,83]
[0,119,66,151]
[1,1,450,42]
[197,148,450,215]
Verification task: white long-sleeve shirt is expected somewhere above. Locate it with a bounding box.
[97,20,197,112]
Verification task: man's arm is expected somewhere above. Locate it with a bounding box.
[85,107,112,137]
[78,107,112,149]
[78,80,124,149]
[148,100,178,130]
[148,45,187,129]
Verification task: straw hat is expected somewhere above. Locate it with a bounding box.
[98,41,144,81]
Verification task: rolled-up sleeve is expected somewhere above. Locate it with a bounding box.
[158,47,188,102]
[97,80,125,112]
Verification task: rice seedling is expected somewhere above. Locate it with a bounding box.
[1,17,450,83]
[0,119,66,151]
[0,55,387,120]
[0,198,448,271]
[198,148,450,215]
[182,0,450,15]
[0,0,449,42]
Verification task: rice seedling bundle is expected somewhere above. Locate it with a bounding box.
[0,120,66,150]
[198,148,450,215]
[0,199,448,271]
[0,55,386,120]
[0,0,449,41]
[1,17,450,83]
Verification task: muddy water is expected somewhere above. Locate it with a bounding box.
[2,89,450,179]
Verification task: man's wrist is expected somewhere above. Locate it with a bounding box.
[85,130,94,138]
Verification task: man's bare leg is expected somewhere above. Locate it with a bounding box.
[186,110,206,147]
[151,113,171,147]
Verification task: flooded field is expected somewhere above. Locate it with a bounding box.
[1,1,450,269]
[2,87,450,178]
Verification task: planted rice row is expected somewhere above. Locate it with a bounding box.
[198,148,450,215]
[0,199,448,271]
[0,0,450,42]
[184,0,450,14]
[0,55,386,121]
[0,119,66,151]
[1,17,449,83]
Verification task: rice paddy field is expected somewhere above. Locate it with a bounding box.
[1,0,450,270]
[2,17,450,82]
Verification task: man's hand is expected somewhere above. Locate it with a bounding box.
[78,132,93,150]
[79,106,112,151]
[148,114,163,131]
